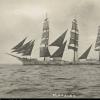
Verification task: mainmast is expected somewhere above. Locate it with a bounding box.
[95,26,100,61]
[40,14,50,61]
[68,19,79,63]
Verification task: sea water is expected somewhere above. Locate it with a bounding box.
[0,64,100,98]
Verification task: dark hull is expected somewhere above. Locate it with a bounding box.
[19,58,100,65]
[7,53,100,65]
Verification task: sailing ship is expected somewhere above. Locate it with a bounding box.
[7,15,100,65]
[7,15,69,65]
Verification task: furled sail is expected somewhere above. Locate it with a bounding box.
[68,45,78,51]
[12,37,27,51]
[49,30,68,47]
[95,26,100,51]
[40,46,50,57]
[51,40,67,58]
[79,44,92,60]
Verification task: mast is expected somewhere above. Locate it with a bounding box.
[95,26,100,61]
[40,13,50,61]
[68,19,79,63]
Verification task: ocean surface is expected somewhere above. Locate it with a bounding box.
[0,64,100,98]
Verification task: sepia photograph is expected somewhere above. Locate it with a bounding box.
[0,0,100,98]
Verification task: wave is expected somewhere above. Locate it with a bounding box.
[54,77,76,81]
[6,87,49,94]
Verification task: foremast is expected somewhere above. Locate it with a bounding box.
[40,14,50,61]
[68,19,79,63]
[95,26,100,61]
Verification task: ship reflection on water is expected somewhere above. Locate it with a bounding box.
[0,64,100,98]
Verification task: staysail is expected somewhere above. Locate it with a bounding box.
[51,40,67,58]
[68,19,79,63]
[49,30,68,47]
[12,37,27,52]
[13,40,32,53]
[40,14,50,60]
[22,40,35,56]
[95,26,100,61]
[79,44,92,60]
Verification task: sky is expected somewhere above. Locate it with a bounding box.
[0,0,100,64]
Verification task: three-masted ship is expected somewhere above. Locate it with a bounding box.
[7,15,100,65]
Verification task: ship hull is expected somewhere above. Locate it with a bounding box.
[19,58,70,65]
[19,58,100,65]
[7,53,100,65]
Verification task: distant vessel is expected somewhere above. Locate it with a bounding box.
[7,15,100,65]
